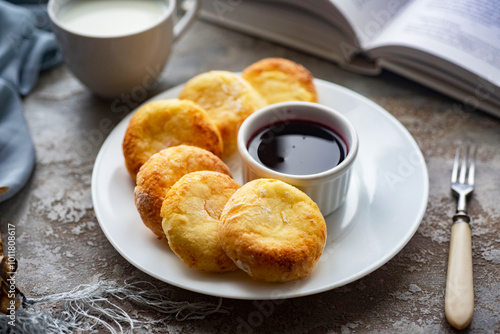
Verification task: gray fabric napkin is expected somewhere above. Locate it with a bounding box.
[0,0,61,203]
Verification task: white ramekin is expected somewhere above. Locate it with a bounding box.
[237,101,359,216]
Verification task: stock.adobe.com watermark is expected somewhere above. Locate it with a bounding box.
[6,224,18,327]
[236,298,285,334]
[383,150,425,190]
[74,64,164,158]
[234,280,307,334]
[212,0,242,20]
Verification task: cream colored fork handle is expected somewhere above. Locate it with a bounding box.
[445,221,474,330]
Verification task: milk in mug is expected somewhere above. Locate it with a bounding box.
[57,0,167,37]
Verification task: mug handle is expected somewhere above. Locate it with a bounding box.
[173,0,202,41]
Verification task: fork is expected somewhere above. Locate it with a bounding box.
[445,144,476,329]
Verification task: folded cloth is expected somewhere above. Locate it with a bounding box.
[0,0,61,203]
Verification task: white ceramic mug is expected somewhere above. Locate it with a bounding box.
[48,0,201,98]
[238,101,359,216]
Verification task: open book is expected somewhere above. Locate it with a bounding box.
[201,0,500,118]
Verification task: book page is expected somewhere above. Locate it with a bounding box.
[330,0,410,45]
[200,1,348,63]
[366,0,500,88]
[200,0,381,73]
[248,0,360,46]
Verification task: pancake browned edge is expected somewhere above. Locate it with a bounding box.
[161,171,240,273]
[178,71,267,158]
[134,145,231,241]
[242,57,318,104]
[123,99,223,181]
[219,179,327,282]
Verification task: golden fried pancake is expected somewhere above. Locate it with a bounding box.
[219,179,326,282]
[178,71,266,157]
[135,145,231,240]
[161,171,240,272]
[123,99,223,181]
[242,58,318,104]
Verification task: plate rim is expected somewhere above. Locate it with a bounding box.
[91,78,429,299]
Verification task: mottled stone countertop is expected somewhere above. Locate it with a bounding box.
[1,20,499,333]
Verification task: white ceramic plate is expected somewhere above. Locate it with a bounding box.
[92,79,428,300]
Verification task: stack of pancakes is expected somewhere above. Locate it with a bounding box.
[122,58,326,282]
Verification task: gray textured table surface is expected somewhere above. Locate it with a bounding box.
[1,20,500,333]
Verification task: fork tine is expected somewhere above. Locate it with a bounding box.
[458,144,469,184]
[468,145,477,186]
[451,146,460,183]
